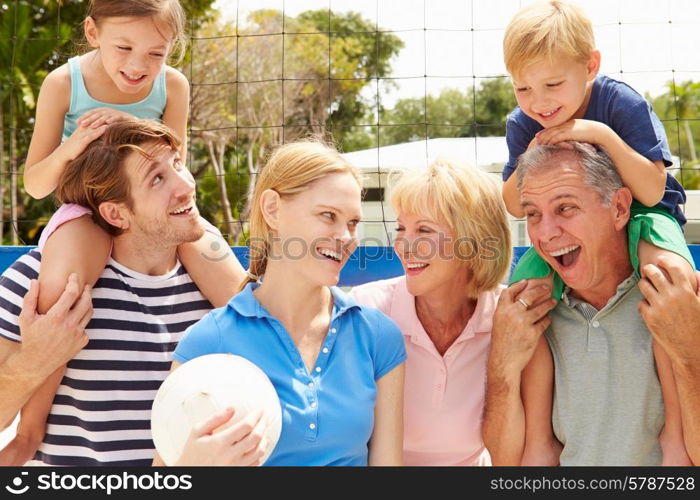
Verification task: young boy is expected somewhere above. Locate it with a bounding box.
[502,0,695,465]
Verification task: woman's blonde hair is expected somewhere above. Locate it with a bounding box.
[238,140,361,293]
[503,0,595,78]
[389,159,511,297]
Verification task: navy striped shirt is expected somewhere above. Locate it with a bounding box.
[0,250,211,466]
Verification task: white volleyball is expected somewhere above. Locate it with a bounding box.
[151,353,282,465]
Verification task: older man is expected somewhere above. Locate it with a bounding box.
[0,119,253,466]
[484,142,669,465]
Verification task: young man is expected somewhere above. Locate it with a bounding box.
[0,119,252,465]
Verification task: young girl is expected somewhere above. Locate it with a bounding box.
[2,0,244,465]
[156,140,406,466]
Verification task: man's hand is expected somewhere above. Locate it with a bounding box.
[534,119,609,147]
[490,278,557,377]
[17,274,91,379]
[174,407,268,466]
[638,257,700,367]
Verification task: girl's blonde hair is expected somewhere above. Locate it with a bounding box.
[389,159,511,298]
[86,0,187,63]
[503,0,595,79]
[238,140,361,293]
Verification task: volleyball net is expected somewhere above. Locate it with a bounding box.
[2,0,699,262]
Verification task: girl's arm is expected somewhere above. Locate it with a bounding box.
[178,230,246,308]
[162,68,190,159]
[0,366,65,465]
[23,66,105,199]
[368,363,405,466]
[0,277,90,430]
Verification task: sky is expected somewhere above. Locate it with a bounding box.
[211,0,700,107]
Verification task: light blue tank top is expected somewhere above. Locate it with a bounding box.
[62,55,167,140]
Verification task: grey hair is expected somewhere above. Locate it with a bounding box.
[515,142,624,206]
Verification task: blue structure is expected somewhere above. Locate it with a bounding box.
[1,245,698,286]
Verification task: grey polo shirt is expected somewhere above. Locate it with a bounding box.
[545,274,664,465]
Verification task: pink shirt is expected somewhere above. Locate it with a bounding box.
[350,276,501,466]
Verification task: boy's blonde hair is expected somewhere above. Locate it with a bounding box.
[389,159,511,298]
[503,0,595,78]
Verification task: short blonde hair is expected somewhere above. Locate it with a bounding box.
[504,0,595,78]
[389,159,511,297]
[239,139,361,292]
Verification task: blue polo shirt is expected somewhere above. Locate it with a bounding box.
[173,282,406,466]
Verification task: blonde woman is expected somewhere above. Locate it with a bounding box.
[350,159,511,466]
[159,140,406,466]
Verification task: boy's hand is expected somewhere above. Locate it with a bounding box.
[58,124,108,162]
[526,137,539,151]
[78,108,133,129]
[534,119,610,146]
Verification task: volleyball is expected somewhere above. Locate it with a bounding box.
[151,353,282,466]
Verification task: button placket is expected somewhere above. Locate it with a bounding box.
[432,364,448,405]
[587,315,607,353]
[305,375,320,439]
[305,319,342,440]
[312,319,339,381]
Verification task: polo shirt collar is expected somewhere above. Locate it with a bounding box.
[561,273,638,312]
[389,276,495,345]
[228,282,362,319]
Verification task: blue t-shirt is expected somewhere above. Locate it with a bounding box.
[173,282,407,466]
[504,75,686,226]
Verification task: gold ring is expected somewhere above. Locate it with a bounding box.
[518,297,530,310]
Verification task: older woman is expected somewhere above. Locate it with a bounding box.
[350,158,511,466]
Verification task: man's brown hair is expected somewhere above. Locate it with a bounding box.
[55,119,181,236]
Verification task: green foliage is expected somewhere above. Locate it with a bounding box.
[650,80,700,190]
[16,2,700,248]
[375,78,516,147]
[0,0,218,244]
[286,10,404,145]
[677,167,700,190]
[186,8,404,237]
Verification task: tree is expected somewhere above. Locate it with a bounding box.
[649,81,700,191]
[664,80,700,164]
[186,8,403,241]
[0,0,218,244]
[376,78,517,147]
[470,78,517,137]
[378,88,471,146]
[0,1,70,244]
